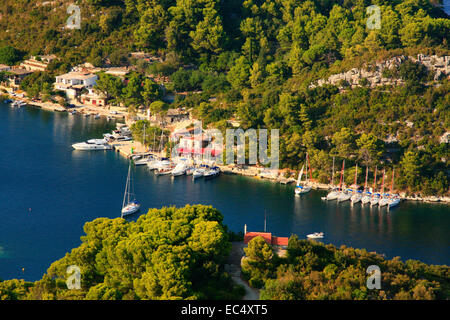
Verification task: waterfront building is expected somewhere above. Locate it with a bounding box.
[7,68,33,89]
[80,88,107,107]
[54,72,98,99]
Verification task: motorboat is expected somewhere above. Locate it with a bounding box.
[87,138,108,144]
[133,154,154,166]
[12,100,26,107]
[192,168,205,180]
[307,232,324,239]
[204,166,220,179]
[121,162,140,217]
[72,140,112,150]
[146,158,160,170]
[155,167,174,176]
[171,163,187,177]
[155,159,174,175]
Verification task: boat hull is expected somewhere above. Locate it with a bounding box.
[121,203,140,216]
[295,186,311,195]
[326,191,339,200]
[337,193,351,202]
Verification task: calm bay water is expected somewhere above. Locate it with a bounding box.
[0,103,449,281]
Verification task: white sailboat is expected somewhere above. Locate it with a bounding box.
[295,153,312,195]
[337,160,351,202]
[379,169,389,207]
[121,162,141,217]
[326,157,340,200]
[370,166,380,206]
[361,167,372,205]
[387,169,401,209]
[350,164,362,204]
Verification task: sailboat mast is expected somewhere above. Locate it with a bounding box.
[122,164,131,217]
[339,160,345,191]
[354,163,358,193]
[381,169,385,196]
[364,167,368,192]
[373,166,378,192]
[331,156,335,186]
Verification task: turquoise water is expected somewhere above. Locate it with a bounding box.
[0,103,449,281]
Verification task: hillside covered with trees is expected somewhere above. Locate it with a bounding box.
[0,205,244,300]
[243,235,450,300]
[0,0,448,196]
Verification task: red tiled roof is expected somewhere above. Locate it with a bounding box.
[244,232,289,247]
[272,236,289,246]
[244,232,272,245]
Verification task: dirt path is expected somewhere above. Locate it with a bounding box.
[226,242,260,300]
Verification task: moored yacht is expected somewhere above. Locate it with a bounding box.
[350,191,363,204]
[171,162,187,177]
[370,193,380,206]
[361,192,372,204]
[307,232,324,239]
[337,190,352,202]
[72,140,112,150]
[192,167,205,180]
[326,189,340,200]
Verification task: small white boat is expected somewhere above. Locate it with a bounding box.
[94,114,100,119]
[121,163,140,217]
[87,138,108,144]
[307,232,324,239]
[185,166,195,175]
[12,100,26,107]
[146,159,159,170]
[192,168,205,180]
[204,166,220,179]
[134,155,154,166]
[171,163,187,177]
[72,140,112,150]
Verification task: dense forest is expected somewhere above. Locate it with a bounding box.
[243,235,450,300]
[0,0,448,196]
[0,205,244,300]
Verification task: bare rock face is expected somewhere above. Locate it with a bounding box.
[440,132,450,144]
[312,54,450,90]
